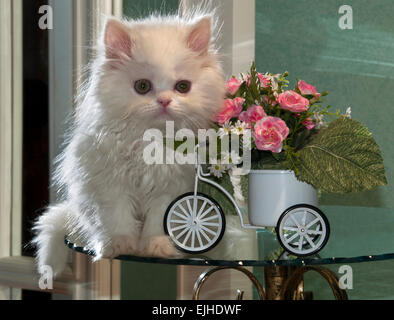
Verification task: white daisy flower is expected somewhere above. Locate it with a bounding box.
[263,72,280,91]
[231,120,249,136]
[208,160,226,178]
[217,121,233,139]
[313,112,325,129]
[221,150,242,169]
[345,107,351,118]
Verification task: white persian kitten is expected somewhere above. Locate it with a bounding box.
[33,13,225,275]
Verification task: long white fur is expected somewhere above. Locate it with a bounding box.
[32,10,225,276]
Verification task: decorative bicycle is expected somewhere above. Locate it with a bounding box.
[163,145,330,257]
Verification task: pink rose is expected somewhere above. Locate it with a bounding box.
[278,90,310,113]
[254,116,289,153]
[297,80,319,96]
[226,77,242,95]
[214,97,245,125]
[238,111,249,124]
[302,117,315,130]
[239,105,266,124]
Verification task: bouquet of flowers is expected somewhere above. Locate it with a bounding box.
[206,62,386,195]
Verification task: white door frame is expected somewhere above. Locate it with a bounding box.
[0,0,23,300]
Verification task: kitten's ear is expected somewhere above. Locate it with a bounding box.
[187,16,211,55]
[104,19,132,61]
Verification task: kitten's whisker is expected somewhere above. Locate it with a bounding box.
[118,101,157,123]
[173,109,207,130]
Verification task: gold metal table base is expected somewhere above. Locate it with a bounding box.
[192,265,348,300]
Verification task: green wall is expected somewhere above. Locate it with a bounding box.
[256,0,394,299]
[123,0,179,20]
[121,0,179,300]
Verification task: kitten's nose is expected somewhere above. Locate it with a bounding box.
[157,98,172,108]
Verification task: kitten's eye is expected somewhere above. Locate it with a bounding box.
[134,79,152,94]
[175,80,191,93]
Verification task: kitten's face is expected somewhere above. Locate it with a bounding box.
[96,17,225,132]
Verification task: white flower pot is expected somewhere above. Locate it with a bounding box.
[248,170,318,227]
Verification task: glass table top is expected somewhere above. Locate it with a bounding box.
[65,208,394,267]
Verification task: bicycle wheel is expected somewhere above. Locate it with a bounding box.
[164,192,226,254]
[276,204,330,256]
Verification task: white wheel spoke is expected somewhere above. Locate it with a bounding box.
[171,219,189,224]
[307,229,323,235]
[290,215,301,228]
[172,211,188,221]
[199,215,219,222]
[186,199,193,216]
[304,234,316,248]
[171,224,188,232]
[199,228,211,242]
[283,226,298,232]
[298,236,304,250]
[285,232,299,244]
[191,230,195,248]
[200,225,216,236]
[192,197,197,219]
[201,222,220,227]
[182,229,192,245]
[196,229,203,248]
[178,204,191,218]
[175,226,190,240]
[302,211,307,226]
[196,200,208,218]
[199,206,214,220]
[306,217,320,229]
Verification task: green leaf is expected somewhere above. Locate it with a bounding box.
[296,118,387,193]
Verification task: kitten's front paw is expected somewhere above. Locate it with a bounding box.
[103,235,139,259]
[140,236,179,258]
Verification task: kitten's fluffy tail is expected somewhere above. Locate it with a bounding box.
[32,203,69,277]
